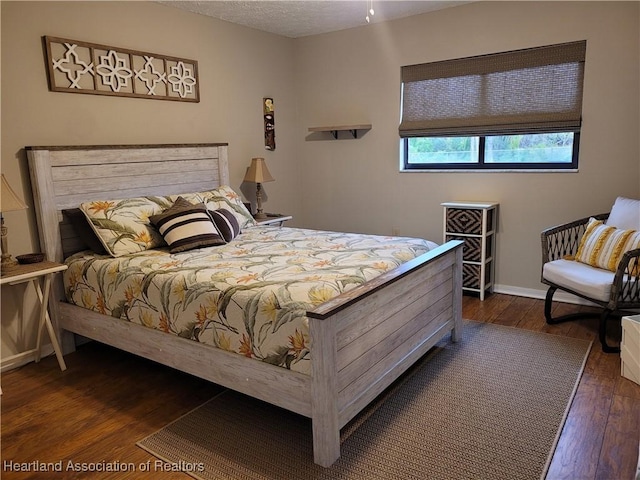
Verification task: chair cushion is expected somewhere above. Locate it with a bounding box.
[543,259,614,302]
[575,217,640,272]
[607,196,640,230]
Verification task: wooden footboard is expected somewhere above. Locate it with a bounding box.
[308,240,463,466]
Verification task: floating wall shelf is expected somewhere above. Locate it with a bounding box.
[308,124,372,139]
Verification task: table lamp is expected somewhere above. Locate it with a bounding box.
[1,174,28,273]
[243,158,274,220]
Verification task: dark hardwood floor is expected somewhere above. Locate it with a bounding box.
[1,293,639,479]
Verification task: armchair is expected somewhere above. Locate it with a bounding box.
[541,197,640,353]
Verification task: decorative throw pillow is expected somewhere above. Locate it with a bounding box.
[79,196,171,257]
[198,185,257,229]
[209,208,241,242]
[62,208,108,255]
[575,217,640,272]
[149,197,226,253]
[606,196,640,230]
[166,192,205,206]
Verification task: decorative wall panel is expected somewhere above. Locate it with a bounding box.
[43,36,199,102]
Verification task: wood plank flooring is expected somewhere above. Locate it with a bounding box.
[1,293,639,479]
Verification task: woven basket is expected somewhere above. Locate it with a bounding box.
[16,253,45,264]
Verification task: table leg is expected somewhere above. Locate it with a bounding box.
[33,275,67,371]
[20,286,30,351]
[35,279,46,361]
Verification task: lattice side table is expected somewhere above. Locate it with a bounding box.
[442,202,498,300]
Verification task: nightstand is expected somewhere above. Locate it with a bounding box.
[442,201,498,301]
[254,214,292,226]
[0,260,68,371]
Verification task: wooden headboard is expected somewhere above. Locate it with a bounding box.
[27,143,229,263]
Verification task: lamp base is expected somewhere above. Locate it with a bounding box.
[1,254,18,274]
[254,182,267,220]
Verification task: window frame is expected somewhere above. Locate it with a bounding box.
[401,133,580,171]
[398,41,586,172]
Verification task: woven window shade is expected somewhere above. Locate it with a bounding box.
[399,41,586,138]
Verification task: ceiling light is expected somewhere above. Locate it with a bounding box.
[366,0,375,23]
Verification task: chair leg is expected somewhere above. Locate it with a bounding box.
[599,309,621,354]
[544,287,557,323]
[544,287,597,324]
[545,286,620,353]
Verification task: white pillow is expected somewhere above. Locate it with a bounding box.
[606,196,640,230]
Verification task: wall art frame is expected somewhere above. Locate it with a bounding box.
[43,36,200,103]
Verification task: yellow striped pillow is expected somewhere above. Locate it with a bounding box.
[575,218,640,272]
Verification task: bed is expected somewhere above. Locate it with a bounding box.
[26,143,463,467]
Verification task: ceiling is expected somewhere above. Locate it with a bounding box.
[158,1,473,38]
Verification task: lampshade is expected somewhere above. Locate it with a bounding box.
[243,158,274,184]
[1,174,27,212]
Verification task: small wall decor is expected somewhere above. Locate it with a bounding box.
[263,97,275,150]
[43,36,199,102]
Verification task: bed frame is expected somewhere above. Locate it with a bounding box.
[26,143,463,467]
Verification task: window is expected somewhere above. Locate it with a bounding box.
[399,41,586,170]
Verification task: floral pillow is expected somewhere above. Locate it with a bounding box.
[79,196,172,256]
[198,185,257,229]
[166,191,205,205]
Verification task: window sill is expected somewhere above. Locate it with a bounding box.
[399,168,579,173]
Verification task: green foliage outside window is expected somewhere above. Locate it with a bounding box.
[406,133,576,167]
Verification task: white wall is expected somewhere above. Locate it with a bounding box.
[293,1,640,294]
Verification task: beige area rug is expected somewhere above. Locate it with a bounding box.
[137,321,591,480]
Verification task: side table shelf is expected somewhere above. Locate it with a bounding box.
[254,214,292,227]
[442,202,498,301]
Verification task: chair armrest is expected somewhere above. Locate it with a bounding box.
[611,248,640,308]
[541,213,609,264]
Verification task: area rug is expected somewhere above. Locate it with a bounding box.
[137,321,591,480]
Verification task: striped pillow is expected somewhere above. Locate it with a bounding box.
[150,197,225,253]
[575,217,640,272]
[209,208,241,242]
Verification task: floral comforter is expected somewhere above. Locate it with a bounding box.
[64,226,437,375]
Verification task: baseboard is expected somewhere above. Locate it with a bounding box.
[1,344,55,373]
[493,284,600,307]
